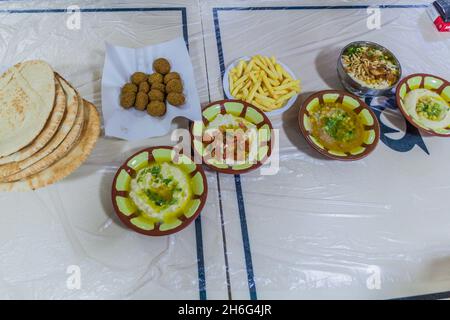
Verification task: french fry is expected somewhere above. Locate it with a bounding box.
[273,90,289,96]
[242,87,249,97]
[233,74,248,88]
[253,100,271,112]
[244,59,254,74]
[276,91,297,103]
[236,60,245,77]
[257,86,265,95]
[229,73,234,93]
[255,93,276,104]
[255,55,266,67]
[254,59,277,79]
[261,73,275,97]
[243,80,252,91]
[248,71,258,84]
[231,80,246,97]
[268,78,280,86]
[277,64,292,80]
[273,80,300,91]
[264,56,279,79]
[273,102,283,109]
[270,56,277,65]
[247,74,262,102]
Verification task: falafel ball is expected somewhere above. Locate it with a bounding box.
[120,92,136,109]
[164,72,180,84]
[166,92,185,106]
[148,89,165,102]
[166,79,183,94]
[139,81,150,93]
[134,92,149,111]
[147,101,167,117]
[153,58,171,75]
[148,73,163,85]
[131,72,148,85]
[151,82,166,93]
[122,82,138,93]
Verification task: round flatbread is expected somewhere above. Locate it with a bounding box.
[0,100,100,191]
[0,76,80,178]
[0,77,66,165]
[0,90,85,183]
[0,60,55,157]
[0,73,74,166]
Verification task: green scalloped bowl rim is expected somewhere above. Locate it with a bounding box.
[395,73,450,137]
[191,99,274,174]
[298,90,380,161]
[111,146,208,236]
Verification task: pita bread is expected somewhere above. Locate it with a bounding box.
[0,60,55,157]
[0,79,66,166]
[0,100,100,191]
[0,90,85,182]
[0,76,80,178]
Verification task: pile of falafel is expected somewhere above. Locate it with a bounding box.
[120,58,186,117]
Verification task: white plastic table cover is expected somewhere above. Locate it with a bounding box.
[0,0,449,300]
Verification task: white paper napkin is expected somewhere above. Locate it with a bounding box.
[101,37,201,140]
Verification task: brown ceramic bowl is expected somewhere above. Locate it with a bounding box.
[298,90,380,161]
[191,99,274,174]
[395,73,450,137]
[111,146,208,236]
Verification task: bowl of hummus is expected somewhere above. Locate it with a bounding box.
[111,146,208,236]
[396,74,450,136]
[191,99,273,174]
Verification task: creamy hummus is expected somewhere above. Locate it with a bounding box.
[129,162,192,221]
[404,89,450,130]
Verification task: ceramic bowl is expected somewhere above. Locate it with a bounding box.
[191,99,273,174]
[298,90,380,161]
[111,146,208,236]
[396,73,450,137]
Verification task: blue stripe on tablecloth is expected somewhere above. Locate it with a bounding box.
[213,8,257,300]
[0,5,207,300]
[212,3,437,301]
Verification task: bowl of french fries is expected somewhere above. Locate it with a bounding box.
[223,55,301,115]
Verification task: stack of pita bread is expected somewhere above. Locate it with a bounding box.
[0,60,100,191]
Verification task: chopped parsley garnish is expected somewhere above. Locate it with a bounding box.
[346,46,359,56]
[136,165,182,208]
[417,98,445,121]
[144,189,172,207]
[151,165,161,177]
[322,110,356,142]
